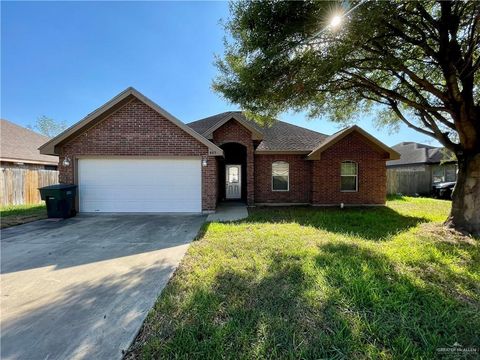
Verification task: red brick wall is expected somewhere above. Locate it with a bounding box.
[312,132,387,205]
[211,123,386,206]
[212,119,255,205]
[254,154,311,203]
[57,98,217,211]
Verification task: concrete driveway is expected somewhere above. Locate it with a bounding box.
[0,214,205,360]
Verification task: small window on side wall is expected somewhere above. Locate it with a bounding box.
[272,161,289,191]
[341,161,358,192]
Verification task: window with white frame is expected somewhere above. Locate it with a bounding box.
[272,161,289,191]
[341,161,358,191]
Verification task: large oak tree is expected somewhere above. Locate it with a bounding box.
[214,0,480,235]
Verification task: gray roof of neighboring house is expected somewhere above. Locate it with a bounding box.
[0,119,58,165]
[386,142,454,166]
[188,111,329,152]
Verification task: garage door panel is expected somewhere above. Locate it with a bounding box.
[78,159,202,213]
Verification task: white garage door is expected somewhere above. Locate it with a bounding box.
[78,158,202,213]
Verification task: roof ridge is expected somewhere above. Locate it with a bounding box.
[394,141,440,149]
[187,111,232,125]
[188,111,329,137]
[271,119,329,136]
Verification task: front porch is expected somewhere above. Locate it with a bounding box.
[207,201,248,222]
[216,142,254,205]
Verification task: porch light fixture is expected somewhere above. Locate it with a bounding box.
[202,156,208,167]
[62,156,71,167]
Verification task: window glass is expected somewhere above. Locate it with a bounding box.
[445,165,457,182]
[340,161,358,191]
[341,176,356,191]
[432,166,445,183]
[341,162,357,176]
[272,162,289,191]
[228,167,239,183]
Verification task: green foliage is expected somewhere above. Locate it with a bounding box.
[440,147,457,165]
[0,203,46,217]
[127,197,479,359]
[29,115,67,137]
[214,1,479,152]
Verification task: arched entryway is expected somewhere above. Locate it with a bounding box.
[218,142,247,202]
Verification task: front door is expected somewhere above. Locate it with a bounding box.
[225,165,241,199]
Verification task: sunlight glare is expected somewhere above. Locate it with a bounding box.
[330,14,343,28]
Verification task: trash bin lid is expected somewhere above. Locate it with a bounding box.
[39,184,78,190]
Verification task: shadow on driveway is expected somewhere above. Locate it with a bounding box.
[0,214,205,360]
[1,214,205,274]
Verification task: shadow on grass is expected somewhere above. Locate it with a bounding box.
[128,242,479,359]
[1,259,175,360]
[246,206,427,241]
[402,226,480,305]
[314,243,479,356]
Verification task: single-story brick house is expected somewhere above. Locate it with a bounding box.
[39,87,400,213]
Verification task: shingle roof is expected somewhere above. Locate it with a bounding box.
[188,111,328,152]
[1,119,58,165]
[386,142,453,166]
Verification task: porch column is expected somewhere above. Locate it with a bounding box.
[247,145,254,205]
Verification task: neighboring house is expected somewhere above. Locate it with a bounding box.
[39,87,400,213]
[386,142,457,195]
[0,119,58,170]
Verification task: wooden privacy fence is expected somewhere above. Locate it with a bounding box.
[0,168,59,206]
[387,168,431,195]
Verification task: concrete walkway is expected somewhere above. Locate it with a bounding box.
[207,202,249,222]
[0,214,205,360]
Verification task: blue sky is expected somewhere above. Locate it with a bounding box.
[1,1,439,147]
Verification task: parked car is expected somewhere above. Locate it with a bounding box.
[432,181,456,199]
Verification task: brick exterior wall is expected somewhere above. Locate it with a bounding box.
[57,98,217,211]
[311,132,387,205]
[57,100,387,211]
[212,119,255,205]
[254,154,312,203]
[210,121,386,206]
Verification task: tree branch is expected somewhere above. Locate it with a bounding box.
[390,71,456,129]
[388,100,436,137]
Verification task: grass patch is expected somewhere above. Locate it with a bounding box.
[127,197,479,359]
[0,203,47,228]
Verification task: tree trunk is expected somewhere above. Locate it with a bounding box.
[445,153,480,236]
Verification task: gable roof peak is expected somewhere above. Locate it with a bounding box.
[39,87,223,156]
[307,125,400,160]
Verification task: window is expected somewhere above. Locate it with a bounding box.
[433,164,457,183]
[228,166,239,183]
[272,161,289,191]
[341,161,358,191]
[432,166,444,183]
[445,165,457,182]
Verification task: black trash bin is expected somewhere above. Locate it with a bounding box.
[39,184,78,218]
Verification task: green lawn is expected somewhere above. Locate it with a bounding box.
[0,203,47,228]
[127,197,479,359]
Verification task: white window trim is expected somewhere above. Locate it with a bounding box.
[272,161,290,192]
[340,161,358,192]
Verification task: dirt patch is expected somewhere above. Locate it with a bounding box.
[419,223,478,245]
[1,213,47,229]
